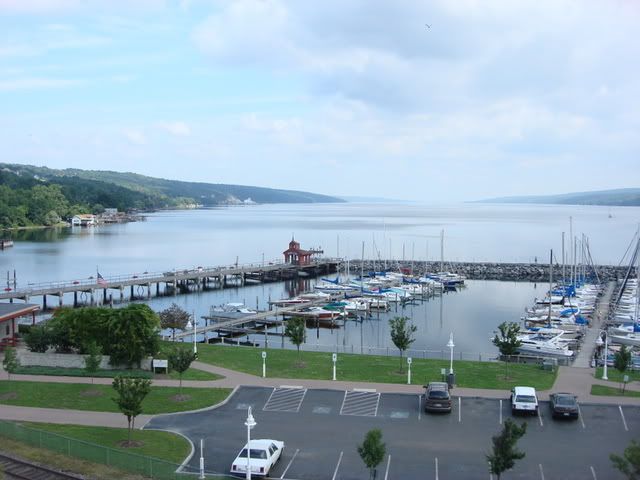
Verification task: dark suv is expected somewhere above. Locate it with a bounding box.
[549,393,579,419]
[423,382,452,413]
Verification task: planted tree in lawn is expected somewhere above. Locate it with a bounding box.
[112,376,152,446]
[357,428,386,480]
[492,321,522,380]
[389,316,417,373]
[159,303,191,341]
[2,346,19,380]
[168,346,196,395]
[23,324,51,353]
[487,419,527,480]
[285,317,306,359]
[614,345,632,393]
[611,439,640,479]
[84,341,102,384]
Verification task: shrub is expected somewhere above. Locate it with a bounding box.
[24,324,51,353]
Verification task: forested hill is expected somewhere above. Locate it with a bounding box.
[0,163,343,229]
[479,188,640,207]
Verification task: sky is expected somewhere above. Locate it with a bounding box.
[0,0,639,202]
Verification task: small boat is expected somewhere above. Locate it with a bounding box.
[0,239,13,250]
[609,333,640,347]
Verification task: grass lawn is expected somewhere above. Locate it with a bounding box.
[591,384,640,397]
[195,344,557,390]
[23,423,190,464]
[0,381,231,414]
[594,368,640,383]
[12,365,222,382]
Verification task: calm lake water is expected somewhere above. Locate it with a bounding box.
[1,202,638,355]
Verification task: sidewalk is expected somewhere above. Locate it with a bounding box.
[1,360,639,429]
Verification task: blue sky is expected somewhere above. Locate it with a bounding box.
[1,0,638,202]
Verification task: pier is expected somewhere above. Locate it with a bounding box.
[0,259,339,309]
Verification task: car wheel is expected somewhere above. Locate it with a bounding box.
[511,407,516,415]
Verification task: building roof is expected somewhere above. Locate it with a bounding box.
[0,303,39,322]
[73,214,95,219]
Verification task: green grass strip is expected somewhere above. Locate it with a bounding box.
[594,368,640,383]
[591,384,640,397]
[194,344,557,390]
[23,422,190,464]
[13,365,222,382]
[0,380,231,414]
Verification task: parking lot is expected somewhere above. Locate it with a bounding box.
[145,386,638,479]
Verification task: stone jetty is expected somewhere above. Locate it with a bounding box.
[349,260,633,282]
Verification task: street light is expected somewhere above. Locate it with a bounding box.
[447,332,455,375]
[245,407,257,480]
[186,317,197,356]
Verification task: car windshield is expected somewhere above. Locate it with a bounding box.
[238,449,268,459]
[555,396,576,406]
[428,390,449,399]
[516,395,536,403]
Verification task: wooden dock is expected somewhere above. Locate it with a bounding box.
[0,259,340,309]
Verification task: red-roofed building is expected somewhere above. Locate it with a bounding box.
[0,303,39,350]
[283,238,323,266]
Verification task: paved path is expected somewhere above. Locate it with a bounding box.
[2,358,640,428]
[573,281,614,367]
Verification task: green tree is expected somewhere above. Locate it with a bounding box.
[84,341,103,384]
[23,324,51,353]
[389,316,417,372]
[2,346,20,380]
[112,376,152,445]
[611,440,640,479]
[357,428,386,480]
[614,344,632,392]
[159,303,191,341]
[167,346,196,394]
[107,304,160,367]
[487,419,527,480]
[492,322,522,356]
[285,317,306,358]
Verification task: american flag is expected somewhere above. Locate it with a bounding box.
[97,272,107,286]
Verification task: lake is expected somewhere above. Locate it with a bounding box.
[1,202,637,355]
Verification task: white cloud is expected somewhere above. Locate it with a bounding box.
[123,129,146,145]
[157,121,191,136]
[0,77,84,91]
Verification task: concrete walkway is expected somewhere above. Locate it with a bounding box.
[572,281,614,368]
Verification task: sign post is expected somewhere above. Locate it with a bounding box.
[199,438,205,479]
[332,353,337,381]
[262,351,267,378]
[407,357,412,385]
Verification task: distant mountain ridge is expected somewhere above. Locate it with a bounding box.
[479,188,640,207]
[0,163,343,206]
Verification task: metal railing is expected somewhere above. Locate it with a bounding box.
[0,421,185,479]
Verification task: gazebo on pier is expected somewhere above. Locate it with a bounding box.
[283,238,323,266]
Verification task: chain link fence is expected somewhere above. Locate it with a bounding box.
[0,420,186,479]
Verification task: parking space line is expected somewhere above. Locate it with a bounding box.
[373,392,380,416]
[417,395,421,421]
[263,387,307,412]
[280,448,299,479]
[619,405,629,431]
[331,451,343,480]
[384,454,391,480]
[340,390,380,416]
[339,391,348,415]
[590,466,597,479]
[539,463,545,480]
[435,457,439,480]
[458,397,462,423]
[499,399,503,424]
[577,404,586,429]
[538,411,544,427]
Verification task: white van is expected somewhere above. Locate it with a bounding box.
[511,386,538,415]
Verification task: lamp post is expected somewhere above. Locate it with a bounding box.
[447,332,455,375]
[262,351,267,378]
[186,317,197,356]
[245,407,256,480]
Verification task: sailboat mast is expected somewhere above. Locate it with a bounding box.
[548,249,553,324]
[440,229,444,273]
[561,232,565,283]
[360,241,365,292]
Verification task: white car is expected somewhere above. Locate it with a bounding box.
[511,386,538,415]
[230,439,285,477]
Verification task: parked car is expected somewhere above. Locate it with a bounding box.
[230,439,284,477]
[549,392,579,419]
[510,386,538,415]
[423,382,452,413]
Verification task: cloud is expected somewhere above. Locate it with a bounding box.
[0,77,84,91]
[123,129,146,145]
[157,121,191,136]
